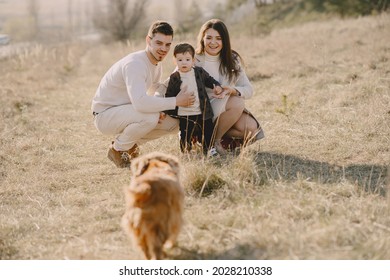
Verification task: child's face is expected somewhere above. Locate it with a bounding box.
[175,52,194,73]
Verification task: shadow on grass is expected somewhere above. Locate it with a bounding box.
[254,152,388,196]
[171,244,267,260]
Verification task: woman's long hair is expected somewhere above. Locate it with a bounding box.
[196,19,242,83]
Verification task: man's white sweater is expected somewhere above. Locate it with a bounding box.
[91,50,176,114]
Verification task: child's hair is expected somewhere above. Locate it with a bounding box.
[173,43,195,58]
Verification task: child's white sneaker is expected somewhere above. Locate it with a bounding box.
[208,147,219,157]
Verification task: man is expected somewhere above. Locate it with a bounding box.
[91,21,195,168]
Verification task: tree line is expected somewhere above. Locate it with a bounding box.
[3,0,388,42]
[96,0,388,41]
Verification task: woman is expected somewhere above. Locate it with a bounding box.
[195,19,264,154]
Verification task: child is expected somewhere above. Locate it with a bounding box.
[164,43,223,156]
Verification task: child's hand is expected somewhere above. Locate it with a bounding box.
[212,84,222,95]
[215,85,223,95]
[213,86,239,99]
[211,84,226,99]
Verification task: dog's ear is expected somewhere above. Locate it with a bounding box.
[166,157,179,175]
[155,154,180,175]
[131,158,149,176]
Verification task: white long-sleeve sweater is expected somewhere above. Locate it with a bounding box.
[91,50,176,114]
[195,53,253,99]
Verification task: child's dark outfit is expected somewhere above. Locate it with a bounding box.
[165,66,221,154]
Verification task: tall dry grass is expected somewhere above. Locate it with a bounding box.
[0,15,389,259]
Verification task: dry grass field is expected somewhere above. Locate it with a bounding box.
[0,14,389,260]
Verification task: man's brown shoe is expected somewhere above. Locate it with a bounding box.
[107,143,140,168]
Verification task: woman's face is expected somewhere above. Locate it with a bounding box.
[203,28,222,56]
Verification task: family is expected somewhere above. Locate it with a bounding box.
[91,19,264,168]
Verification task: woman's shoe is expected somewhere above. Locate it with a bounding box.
[214,139,228,155]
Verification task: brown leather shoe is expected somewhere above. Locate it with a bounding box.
[107,143,139,168]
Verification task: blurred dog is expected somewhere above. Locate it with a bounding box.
[121,152,184,260]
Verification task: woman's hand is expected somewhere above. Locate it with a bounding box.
[223,86,239,96]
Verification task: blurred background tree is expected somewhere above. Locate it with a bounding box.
[306,0,388,16]
[1,0,41,41]
[92,0,148,42]
[173,0,203,34]
[28,0,40,39]
[213,0,388,36]
[0,0,387,43]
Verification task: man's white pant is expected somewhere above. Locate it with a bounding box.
[93,104,178,151]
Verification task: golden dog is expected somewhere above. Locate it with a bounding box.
[122,152,184,260]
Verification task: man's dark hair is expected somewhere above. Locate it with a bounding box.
[173,43,195,58]
[148,21,174,38]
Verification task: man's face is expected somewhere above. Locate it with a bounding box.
[147,33,173,63]
[175,52,194,73]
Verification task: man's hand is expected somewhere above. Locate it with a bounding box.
[176,85,196,107]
